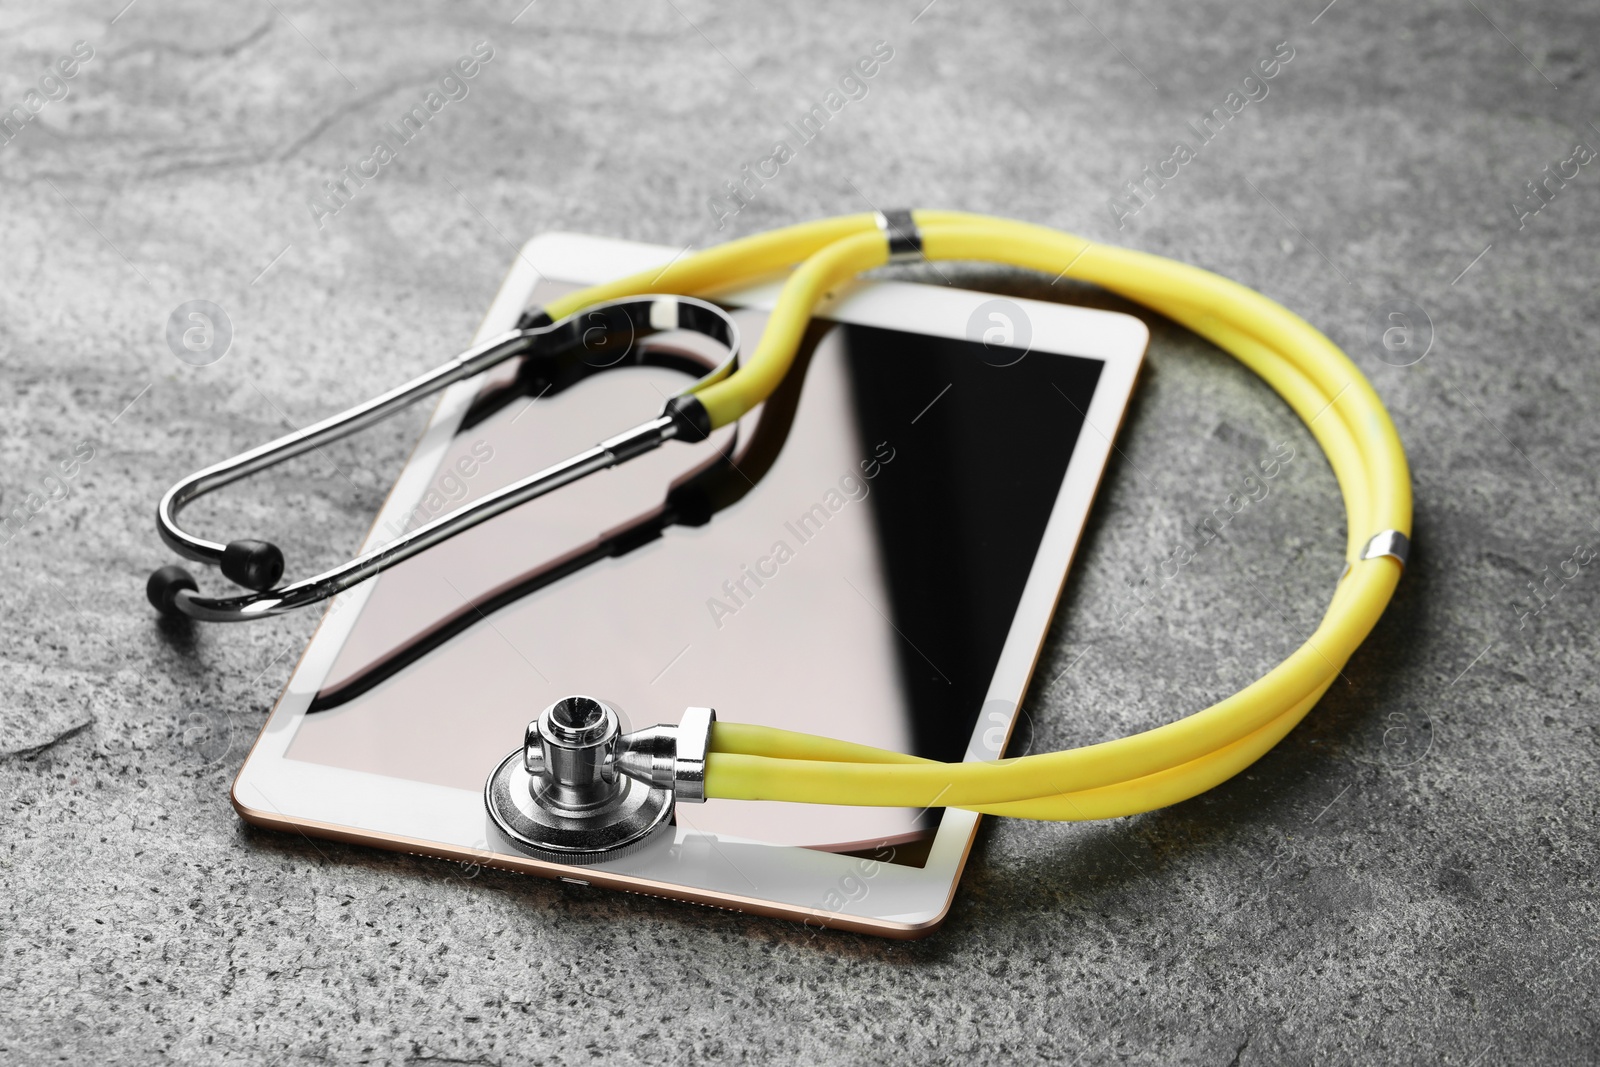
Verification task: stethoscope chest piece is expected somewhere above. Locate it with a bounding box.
[485,696,715,865]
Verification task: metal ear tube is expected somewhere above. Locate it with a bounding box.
[484,696,715,863]
[146,295,740,622]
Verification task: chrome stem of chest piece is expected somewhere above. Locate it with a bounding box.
[485,696,715,864]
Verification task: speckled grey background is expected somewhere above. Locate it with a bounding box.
[2,0,1597,1063]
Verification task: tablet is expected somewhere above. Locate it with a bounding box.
[232,231,1147,938]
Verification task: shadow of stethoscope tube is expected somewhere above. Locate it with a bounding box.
[305,318,822,714]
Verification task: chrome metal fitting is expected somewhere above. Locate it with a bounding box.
[875,208,923,263]
[486,696,717,864]
[523,695,625,811]
[611,706,716,803]
[1361,529,1410,566]
[1339,529,1411,582]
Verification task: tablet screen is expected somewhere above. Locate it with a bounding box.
[285,279,1102,864]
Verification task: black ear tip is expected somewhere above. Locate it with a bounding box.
[220,540,285,591]
[147,565,198,615]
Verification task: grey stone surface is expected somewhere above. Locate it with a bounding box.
[2,0,1597,1063]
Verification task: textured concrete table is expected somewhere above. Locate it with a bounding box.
[2,1,1596,1063]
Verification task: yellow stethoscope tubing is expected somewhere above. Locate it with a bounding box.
[542,210,1410,820]
[709,674,1334,822]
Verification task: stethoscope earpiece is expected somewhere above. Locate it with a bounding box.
[221,540,286,591]
[149,540,284,615]
[146,564,198,616]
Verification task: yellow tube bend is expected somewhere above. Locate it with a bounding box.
[547,210,1411,821]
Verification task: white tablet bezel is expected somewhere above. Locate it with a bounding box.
[232,231,1148,938]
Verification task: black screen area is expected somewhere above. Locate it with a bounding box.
[838,324,1102,763]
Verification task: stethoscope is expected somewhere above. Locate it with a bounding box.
[150,210,1412,864]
